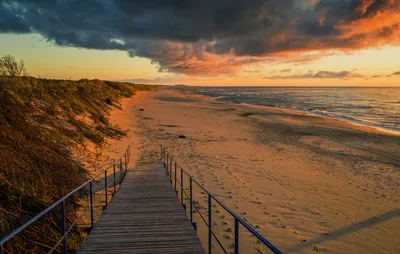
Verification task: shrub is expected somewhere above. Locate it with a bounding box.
[0,55,28,77]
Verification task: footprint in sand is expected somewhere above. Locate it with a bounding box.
[225,228,233,233]
[255,247,264,253]
[223,234,231,240]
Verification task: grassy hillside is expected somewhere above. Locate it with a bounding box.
[0,77,155,253]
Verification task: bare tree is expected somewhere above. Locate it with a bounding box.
[0,55,28,77]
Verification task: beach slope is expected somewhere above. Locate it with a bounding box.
[132,88,399,253]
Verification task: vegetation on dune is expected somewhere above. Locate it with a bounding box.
[0,55,28,77]
[0,76,155,253]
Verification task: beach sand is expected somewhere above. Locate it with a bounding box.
[76,96,143,173]
[93,87,399,253]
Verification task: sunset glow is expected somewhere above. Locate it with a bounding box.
[1,0,399,86]
[2,2,400,253]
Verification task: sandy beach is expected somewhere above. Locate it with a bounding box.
[108,87,399,253]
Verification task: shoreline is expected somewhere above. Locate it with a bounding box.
[206,94,400,137]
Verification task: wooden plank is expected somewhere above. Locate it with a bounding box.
[78,163,204,253]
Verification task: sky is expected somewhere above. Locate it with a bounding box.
[0,0,400,86]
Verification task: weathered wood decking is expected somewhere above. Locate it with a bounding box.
[78,163,204,253]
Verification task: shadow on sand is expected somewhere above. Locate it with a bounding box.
[287,208,400,252]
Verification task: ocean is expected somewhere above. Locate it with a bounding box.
[182,86,400,133]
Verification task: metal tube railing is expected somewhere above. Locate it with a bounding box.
[120,158,123,183]
[160,144,283,254]
[208,194,212,254]
[113,164,116,194]
[234,218,239,254]
[105,170,108,209]
[60,200,67,254]
[89,181,94,229]
[174,162,177,191]
[181,168,184,205]
[0,146,131,253]
[190,177,193,224]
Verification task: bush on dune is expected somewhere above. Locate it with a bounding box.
[0,76,155,253]
[0,55,28,77]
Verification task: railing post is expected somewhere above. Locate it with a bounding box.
[0,244,3,254]
[170,157,173,177]
[61,200,67,254]
[169,159,172,182]
[163,147,165,166]
[120,158,123,183]
[190,177,193,224]
[235,218,239,254]
[160,145,163,164]
[180,168,183,204]
[166,150,169,177]
[125,153,128,173]
[174,162,177,192]
[166,152,169,169]
[104,170,108,209]
[208,194,212,254]
[113,164,116,194]
[89,182,94,229]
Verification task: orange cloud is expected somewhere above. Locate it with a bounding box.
[133,40,262,75]
[4,0,400,76]
[338,10,400,42]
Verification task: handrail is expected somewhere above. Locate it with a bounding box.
[0,145,131,254]
[0,178,93,246]
[160,144,283,254]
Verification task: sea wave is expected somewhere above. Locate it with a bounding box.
[189,86,400,134]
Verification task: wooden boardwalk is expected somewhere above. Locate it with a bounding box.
[78,163,204,254]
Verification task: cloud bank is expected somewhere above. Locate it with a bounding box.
[264,70,366,79]
[1,0,399,75]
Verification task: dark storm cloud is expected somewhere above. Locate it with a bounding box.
[1,0,399,75]
[0,3,30,32]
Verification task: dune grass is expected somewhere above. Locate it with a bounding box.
[0,76,155,253]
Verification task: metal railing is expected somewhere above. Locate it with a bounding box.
[160,145,282,254]
[0,145,131,254]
